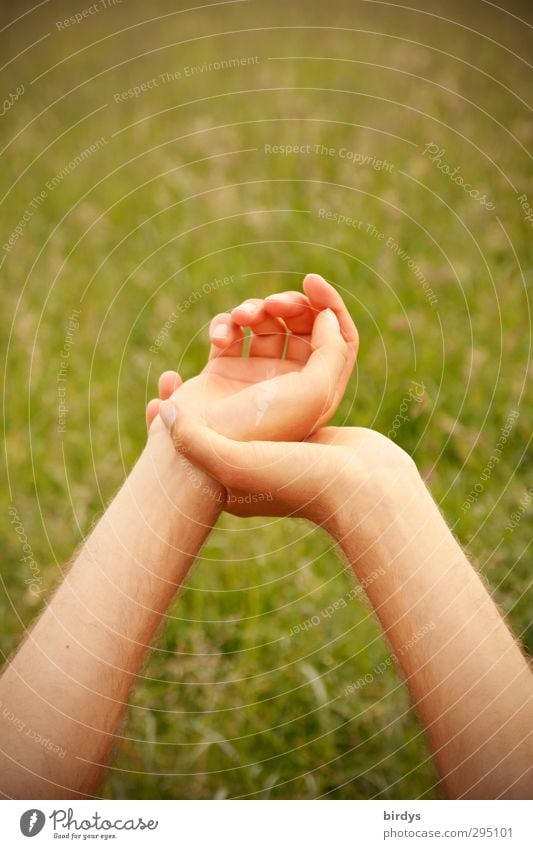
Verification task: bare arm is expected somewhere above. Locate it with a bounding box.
[162,419,533,799]
[331,452,533,799]
[0,277,356,799]
[0,429,224,799]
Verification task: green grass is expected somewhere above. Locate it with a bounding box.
[1,0,531,799]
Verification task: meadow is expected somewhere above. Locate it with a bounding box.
[0,0,531,799]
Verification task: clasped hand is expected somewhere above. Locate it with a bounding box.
[146,273,410,528]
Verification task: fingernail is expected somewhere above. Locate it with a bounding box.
[324,308,340,331]
[238,302,257,314]
[265,293,291,301]
[211,323,229,340]
[159,401,176,430]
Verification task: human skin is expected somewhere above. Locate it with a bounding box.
[158,413,533,800]
[0,276,356,799]
[148,273,358,443]
[0,431,224,799]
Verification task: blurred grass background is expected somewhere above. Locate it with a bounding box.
[0,0,531,799]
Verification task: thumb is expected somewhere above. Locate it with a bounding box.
[310,306,344,351]
[159,401,287,494]
[301,308,349,412]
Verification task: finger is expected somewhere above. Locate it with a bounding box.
[158,370,182,400]
[146,398,161,431]
[303,274,359,407]
[303,273,359,350]
[263,291,313,325]
[264,291,316,363]
[208,313,244,359]
[230,298,265,327]
[285,331,312,363]
[159,404,296,494]
[249,313,287,358]
[230,298,288,357]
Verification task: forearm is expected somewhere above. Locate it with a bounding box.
[0,429,224,799]
[329,457,533,799]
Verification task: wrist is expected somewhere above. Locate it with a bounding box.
[145,424,227,513]
[319,429,423,543]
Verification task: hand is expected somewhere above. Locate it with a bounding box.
[147,274,358,442]
[154,406,416,526]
